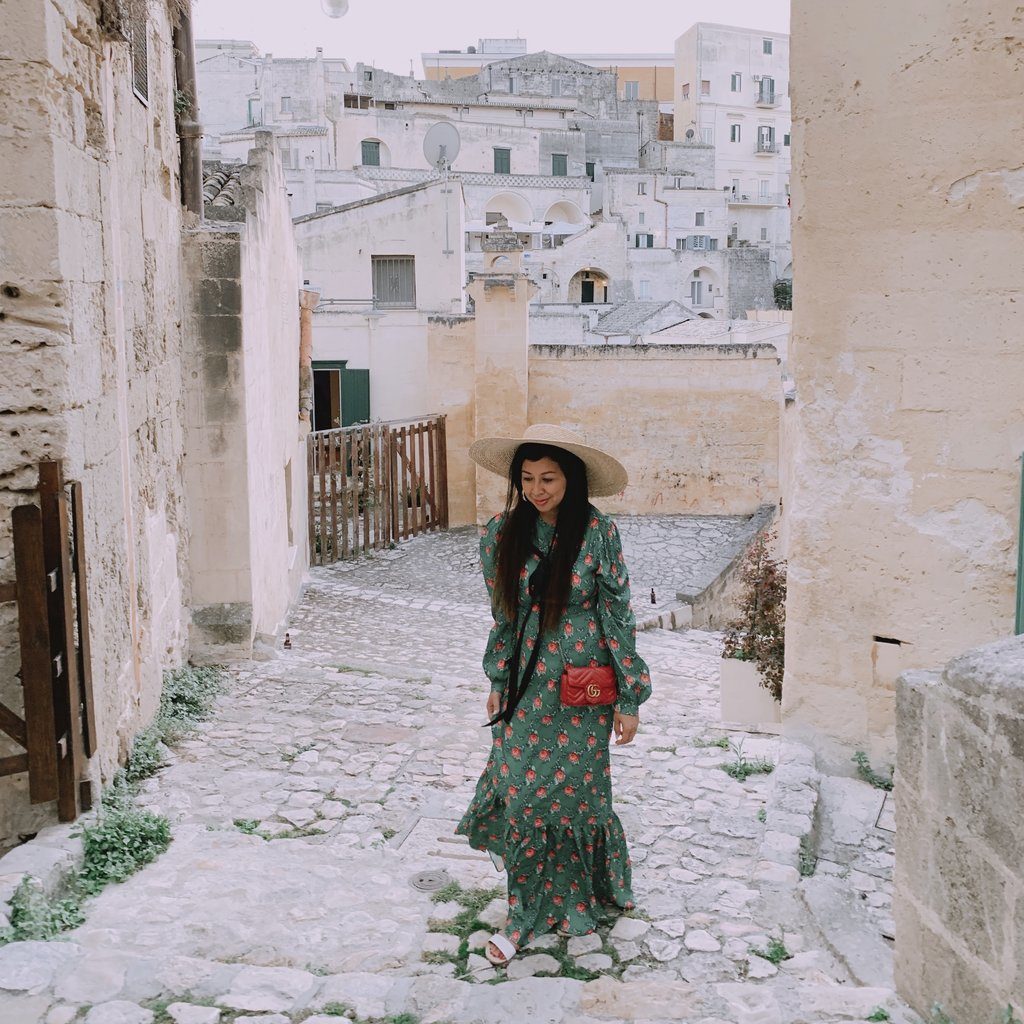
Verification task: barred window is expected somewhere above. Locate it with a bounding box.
[129,0,149,104]
[372,256,416,309]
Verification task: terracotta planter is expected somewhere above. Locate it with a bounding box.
[720,656,782,726]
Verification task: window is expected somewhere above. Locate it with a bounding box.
[493,148,511,174]
[731,177,740,194]
[730,223,739,240]
[361,140,381,166]
[675,238,685,250]
[624,80,640,100]
[364,69,374,83]
[760,227,769,241]
[638,212,645,225]
[247,98,259,126]
[759,179,771,198]
[637,181,647,195]
[700,80,711,96]
[784,133,791,147]
[585,162,596,181]
[758,125,776,151]
[638,280,651,300]
[280,95,292,114]
[508,75,516,94]
[763,38,773,55]
[730,124,742,143]
[551,153,567,176]
[689,235,709,250]
[634,233,654,248]
[709,238,719,251]
[674,176,685,189]
[731,73,742,92]
[552,79,562,97]
[371,256,416,309]
[315,202,333,212]
[128,3,149,103]
[700,127,713,144]
[758,76,776,104]
[695,211,705,226]
[681,83,690,99]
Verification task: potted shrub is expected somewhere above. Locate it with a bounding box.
[720,531,786,726]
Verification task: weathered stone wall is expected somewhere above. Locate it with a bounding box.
[895,636,1024,1020]
[426,316,476,528]
[784,0,1024,770]
[0,0,190,842]
[724,247,774,317]
[528,343,782,517]
[183,138,308,658]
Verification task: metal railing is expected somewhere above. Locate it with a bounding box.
[756,141,779,154]
[728,192,789,206]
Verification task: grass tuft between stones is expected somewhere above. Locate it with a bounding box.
[750,932,792,965]
[853,750,894,791]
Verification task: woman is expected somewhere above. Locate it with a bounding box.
[456,424,652,967]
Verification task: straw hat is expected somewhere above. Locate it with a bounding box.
[469,423,628,497]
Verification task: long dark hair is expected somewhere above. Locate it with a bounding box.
[495,443,590,633]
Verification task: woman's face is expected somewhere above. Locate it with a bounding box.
[521,457,567,516]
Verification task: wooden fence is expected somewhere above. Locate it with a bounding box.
[307,415,449,565]
[0,461,96,822]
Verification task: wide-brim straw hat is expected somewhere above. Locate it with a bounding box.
[469,423,628,497]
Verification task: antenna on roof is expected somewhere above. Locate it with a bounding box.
[423,123,462,258]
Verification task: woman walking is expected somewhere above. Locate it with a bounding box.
[456,424,652,967]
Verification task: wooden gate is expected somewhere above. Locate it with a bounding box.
[0,461,97,822]
[307,415,449,565]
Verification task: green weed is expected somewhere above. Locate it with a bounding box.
[751,932,792,965]
[853,751,894,791]
[720,740,775,782]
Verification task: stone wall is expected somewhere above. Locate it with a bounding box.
[724,247,774,318]
[0,0,191,842]
[528,343,782,518]
[183,139,308,658]
[895,635,1024,1020]
[784,0,1024,770]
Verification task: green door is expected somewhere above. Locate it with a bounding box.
[340,368,370,427]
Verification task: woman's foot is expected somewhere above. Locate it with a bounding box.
[484,933,517,966]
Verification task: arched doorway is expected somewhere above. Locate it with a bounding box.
[569,267,610,304]
[484,191,533,230]
[687,265,721,310]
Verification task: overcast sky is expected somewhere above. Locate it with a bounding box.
[193,0,791,75]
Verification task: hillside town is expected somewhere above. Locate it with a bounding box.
[0,1,1020,1023]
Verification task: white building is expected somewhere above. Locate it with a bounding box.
[674,23,792,279]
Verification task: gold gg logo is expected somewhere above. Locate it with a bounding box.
[586,683,602,699]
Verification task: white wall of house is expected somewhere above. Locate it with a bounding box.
[674,24,792,270]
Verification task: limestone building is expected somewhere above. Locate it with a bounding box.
[0,0,308,846]
[674,23,792,281]
[421,38,676,108]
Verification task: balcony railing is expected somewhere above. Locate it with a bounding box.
[728,191,789,206]
[756,141,779,155]
[756,90,778,107]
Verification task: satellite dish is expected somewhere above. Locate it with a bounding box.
[685,128,695,140]
[423,122,461,171]
[321,0,349,16]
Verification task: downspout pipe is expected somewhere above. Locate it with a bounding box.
[173,1,204,216]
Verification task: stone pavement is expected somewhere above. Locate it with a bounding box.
[0,523,920,1024]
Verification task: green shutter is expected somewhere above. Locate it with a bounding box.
[340,368,370,427]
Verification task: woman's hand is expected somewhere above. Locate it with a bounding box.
[613,712,639,745]
[487,691,501,719]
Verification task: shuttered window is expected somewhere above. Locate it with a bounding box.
[361,140,381,166]
[493,148,511,174]
[371,256,416,309]
[129,0,149,104]
[551,153,567,176]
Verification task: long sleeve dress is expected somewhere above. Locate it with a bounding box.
[456,506,653,945]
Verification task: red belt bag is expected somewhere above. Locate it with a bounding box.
[560,664,618,707]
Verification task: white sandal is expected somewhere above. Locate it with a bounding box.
[488,850,505,873]
[484,933,517,966]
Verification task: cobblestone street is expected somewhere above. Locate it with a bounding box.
[0,524,918,1024]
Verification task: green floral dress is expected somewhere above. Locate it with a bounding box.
[456,506,653,944]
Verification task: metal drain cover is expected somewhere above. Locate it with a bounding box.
[410,869,452,892]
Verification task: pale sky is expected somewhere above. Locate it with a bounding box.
[193,0,791,76]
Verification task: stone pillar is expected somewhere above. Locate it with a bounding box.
[298,288,319,428]
[466,227,538,524]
